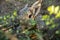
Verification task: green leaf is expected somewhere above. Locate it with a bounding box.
[42,15,50,20]
[29,19,36,26]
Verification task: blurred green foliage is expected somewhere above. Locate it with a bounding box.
[46,5,60,32]
[28,18,36,26]
[0,9,17,27]
[0,30,8,40]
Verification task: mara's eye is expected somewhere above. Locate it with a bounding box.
[29,14,32,18]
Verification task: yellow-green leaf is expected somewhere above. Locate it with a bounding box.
[13,10,17,16]
[55,11,60,18]
[6,15,10,18]
[54,6,59,14]
[56,31,60,34]
[46,21,50,25]
[12,15,14,18]
[0,17,2,19]
[42,15,49,20]
[47,5,55,14]
[51,24,56,28]
[3,16,6,20]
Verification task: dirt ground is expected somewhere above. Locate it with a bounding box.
[0,0,36,16]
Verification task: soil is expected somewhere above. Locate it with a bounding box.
[0,0,36,16]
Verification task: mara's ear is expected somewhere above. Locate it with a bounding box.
[31,1,39,8]
[29,0,42,18]
[20,4,28,12]
[18,3,29,15]
[24,4,28,8]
